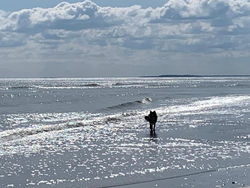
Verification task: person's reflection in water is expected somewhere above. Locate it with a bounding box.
[150,130,157,143]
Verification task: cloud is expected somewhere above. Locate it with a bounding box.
[1,1,249,43]
[3,1,106,32]
[1,0,250,76]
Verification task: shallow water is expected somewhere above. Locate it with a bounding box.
[0,77,250,187]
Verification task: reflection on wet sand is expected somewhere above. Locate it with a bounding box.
[150,130,157,143]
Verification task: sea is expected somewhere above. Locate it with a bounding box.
[0,77,250,187]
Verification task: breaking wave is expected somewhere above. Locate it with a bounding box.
[35,83,102,89]
[82,83,101,87]
[0,122,86,142]
[8,86,34,90]
[167,95,250,115]
[0,112,140,143]
[106,97,152,110]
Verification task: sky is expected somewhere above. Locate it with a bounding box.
[0,0,250,77]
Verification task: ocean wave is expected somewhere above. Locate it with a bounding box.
[112,82,145,88]
[34,83,102,89]
[107,97,152,110]
[0,123,84,142]
[156,95,250,119]
[8,86,34,90]
[82,83,101,87]
[0,111,141,143]
[140,97,152,104]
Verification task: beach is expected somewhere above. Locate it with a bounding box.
[0,77,250,187]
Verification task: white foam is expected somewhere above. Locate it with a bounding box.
[157,95,250,116]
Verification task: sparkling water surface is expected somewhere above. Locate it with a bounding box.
[0,77,250,187]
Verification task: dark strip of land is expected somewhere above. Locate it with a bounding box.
[142,75,250,78]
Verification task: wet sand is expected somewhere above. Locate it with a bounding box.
[1,113,250,188]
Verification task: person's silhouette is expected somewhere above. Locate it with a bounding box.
[145,111,158,131]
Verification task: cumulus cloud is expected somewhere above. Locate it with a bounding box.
[1,0,250,76]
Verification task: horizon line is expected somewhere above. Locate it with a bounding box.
[1,74,250,79]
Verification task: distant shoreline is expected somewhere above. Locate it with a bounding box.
[142,74,250,78]
[1,75,250,79]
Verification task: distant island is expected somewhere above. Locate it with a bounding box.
[142,75,250,78]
